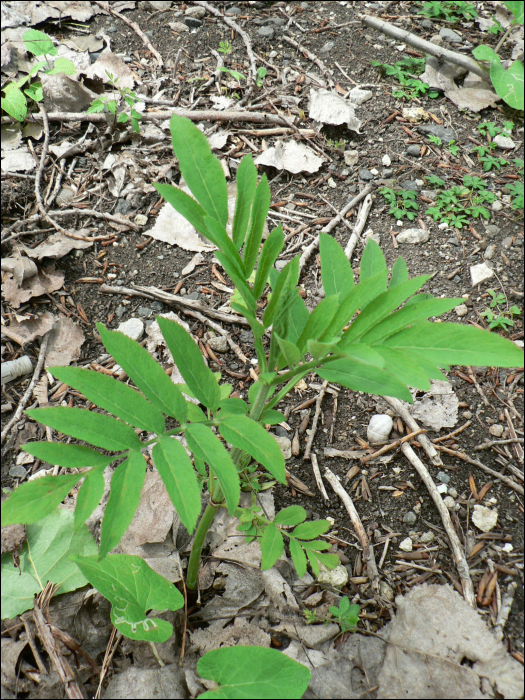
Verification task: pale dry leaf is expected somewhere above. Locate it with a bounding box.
[0,312,57,347]
[254,140,324,174]
[41,73,98,114]
[2,267,65,308]
[83,48,134,89]
[45,316,85,367]
[309,88,362,132]
[20,232,94,260]
[410,380,459,430]
[33,374,49,406]
[445,88,501,112]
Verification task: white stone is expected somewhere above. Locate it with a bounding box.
[344,149,359,166]
[489,424,504,438]
[397,228,429,244]
[472,505,498,532]
[168,21,190,32]
[470,262,494,286]
[455,304,468,317]
[367,415,393,444]
[185,5,206,18]
[443,496,456,509]
[493,134,515,150]
[420,531,435,544]
[207,336,229,353]
[491,200,503,212]
[317,563,349,589]
[437,484,448,494]
[117,318,144,341]
[514,340,524,349]
[134,214,147,226]
[370,168,379,176]
[399,537,413,552]
[382,154,391,167]
[274,436,292,460]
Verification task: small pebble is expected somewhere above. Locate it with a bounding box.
[403,511,417,525]
[399,537,413,552]
[436,471,450,484]
[448,487,458,498]
[443,496,456,509]
[489,424,504,438]
[420,531,435,544]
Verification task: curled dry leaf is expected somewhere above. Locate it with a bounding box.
[254,140,324,174]
[1,254,38,286]
[309,88,362,132]
[20,232,94,260]
[2,266,64,308]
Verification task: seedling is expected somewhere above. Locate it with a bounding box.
[472,147,508,172]
[428,134,442,147]
[87,71,142,134]
[1,29,76,121]
[380,187,419,220]
[481,289,521,332]
[478,121,514,139]
[2,116,522,672]
[218,40,233,54]
[507,181,524,210]
[448,140,460,156]
[256,66,267,87]
[371,57,440,101]
[219,67,246,82]
[329,597,361,634]
[417,1,478,22]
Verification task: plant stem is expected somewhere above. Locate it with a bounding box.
[185,382,271,591]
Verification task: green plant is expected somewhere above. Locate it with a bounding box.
[380,187,419,220]
[472,3,524,110]
[219,67,246,82]
[481,289,521,332]
[507,181,524,210]
[487,18,504,35]
[473,147,508,172]
[371,57,440,101]
[478,121,514,138]
[1,30,76,121]
[428,134,443,146]
[448,140,460,156]
[2,117,522,662]
[417,1,478,21]
[218,40,233,54]
[424,175,497,227]
[329,597,360,635]
[87,71,142,134]
[513,158,524,176]
[256,66,267,87]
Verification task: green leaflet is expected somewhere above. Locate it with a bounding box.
[319,232,354,298]
[260,524,284,570]
[49,367,165,434]
[341,275,431,345]
[263,256,300,328]
[218,398,249,416]
[168,115,228,226]
[274,505,307,527]
[389,256,409,289]
[275,335,302,368]
[285,290,310,344]
[98,324,187,423]
[21,443,114,470]
[203,215,245,279]
[317,358,413,402]
[232,154,258,249]
[361,296,464,344]
[186,423,240,515]
[157,316,221,411]
[320,271,388,341]
[75,467,106,531]
[297,295,340,353]
[382,321,524,367]
[334,343,385,368]
[374,347,432,391]
[243,175,271,276]
[360,239,387,280]
[216,251,257,312]
[25,407,141,452]
[1,473,83,526]
[290,520,330,540]
[307,338,339,362]
[99,451,146,558]
[289,538,307,578]
[260,409,286,425]
[153,437,201,534]
[218,415,286,484]
[72,553,183,643]
[152,184,207,238]
[253,225,285,300]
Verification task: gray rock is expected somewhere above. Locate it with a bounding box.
[239,330,252,344]
[401,180,421,191]
[440,27,463,43]
[493,134,515,150]
[168,21,189,32]
[137,306,153,318]
[406,145,421,157]
[397,228,429,244]
[358,168,375,181]
[437,471,450,484]
[382,168,393,178]
[146,0,172,9]
[186,5,206,18]
[9,465,27,479]
[273,435,292,460]
[484,244,496,260]
[502,236,513,250]
[484,224,500,238]
[256,26,275,39]
[492,200,503,212]
[421,19,434,30]
[184,17,202,28]
[103,665,186,699]
[417,124,454,142]
[268,17,287,27]
[116,306,127,319]
[430,34,444,46]
[319,41,336,55]
[117,318,144,341]
[225,6,242,15]
[403,511,417,525]
[208,336,229,353]
[447,237,461,246]
[115,199,133,215]
[185,291,201,301]
[150,301,165,311]
[274,426,288,438]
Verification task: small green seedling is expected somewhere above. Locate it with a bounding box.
[256,66,267,87]
[481,290,521,332]
[380,187,419,220]
[448,140,460,156]
[417,0,478,22]
[478,121,514,139]
[473,147,508,172]
[428,134,442,147]
[218,40,233,54]
[1,29,76,121]
[371,56,439,101]
[507,181,524,210]
[87,71,142,134]
[329,597,361,635]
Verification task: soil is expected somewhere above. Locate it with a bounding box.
[1,1,524,697]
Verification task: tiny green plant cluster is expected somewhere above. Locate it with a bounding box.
[417,1,478,22]
[481,290,521,332]
[371,56,440,101]
[1,30,76,121]
[305,596,360,637]
[1,116,522,696]
[87,71,143,134]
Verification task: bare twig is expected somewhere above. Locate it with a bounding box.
[282,35,335,87]
[383,396,443,466]
[299,185,375,270]
[344,193,373,261]
[435,445,524,495]
[474,438,524,451]
[399,442,475,607]
[360,428,427,464]
[311,453,329,501]
[324,467,379,591]
[1,333,50,444]
[304,380,328,460]
[492,582,518,642]
[94,1,163,67]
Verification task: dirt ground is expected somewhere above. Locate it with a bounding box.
[1,1,524,698]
